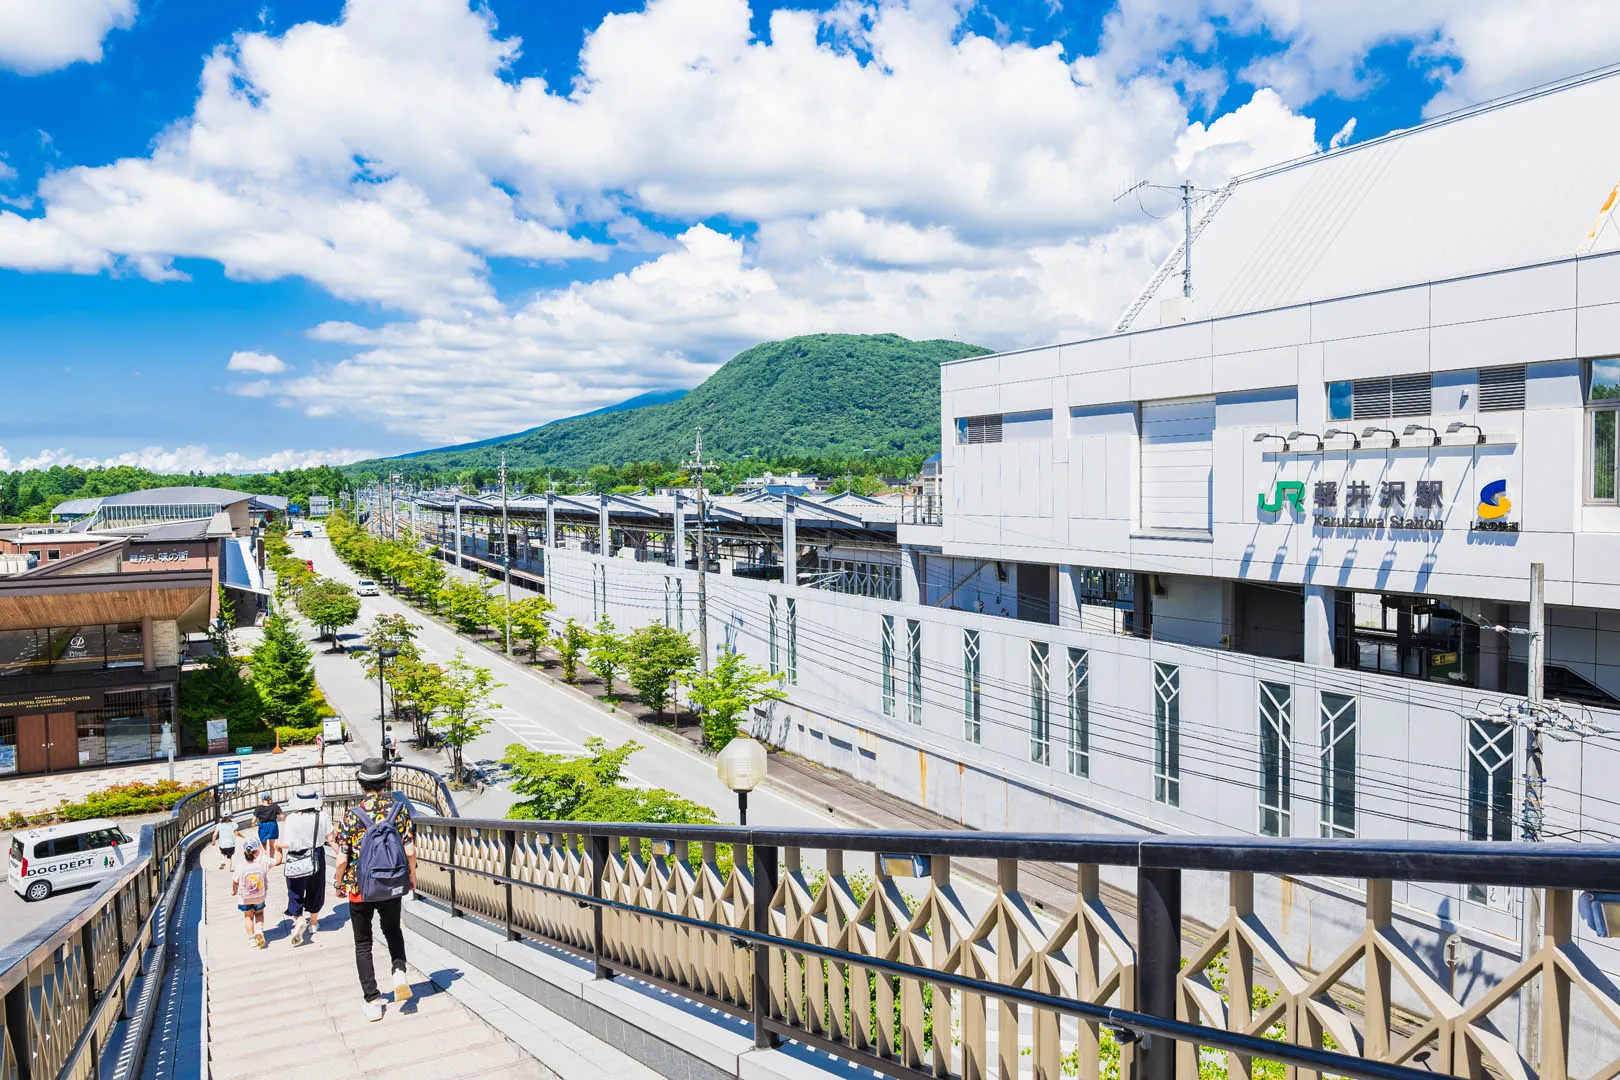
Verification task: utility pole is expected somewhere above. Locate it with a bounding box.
[1519,561,1547,1068]
[685,429,721,674]
[500,451,512,656]
[1181,180,1194,298]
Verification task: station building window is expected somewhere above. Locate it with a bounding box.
[1319,693,1358,838]
[1334,592,1478,687]
[1153,662,1180,805]
[1258,682,1292,837]
[1029,642,1051,766]
[904,617,920,723]
[1066,648,1089,777]
[962,630,981,744]
[880,615,896,718]
[1587,357,1620,502]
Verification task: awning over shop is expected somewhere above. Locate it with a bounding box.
[222,537,270,596]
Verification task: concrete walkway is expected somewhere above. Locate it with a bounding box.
[199,856,548,1080]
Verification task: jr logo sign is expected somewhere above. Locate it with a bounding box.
[1257,481,1305,514]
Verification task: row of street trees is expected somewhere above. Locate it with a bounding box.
[354,615,501,783]
[323,510,782,750]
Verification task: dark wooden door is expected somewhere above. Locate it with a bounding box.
[46,712,77,772]
[16,714,47,774]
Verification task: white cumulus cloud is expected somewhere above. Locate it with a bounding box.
[0,0,136,75]
[226,350,287,374]
[16,0,1587,446]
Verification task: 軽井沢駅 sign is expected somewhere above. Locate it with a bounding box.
[1257,476,1519,533]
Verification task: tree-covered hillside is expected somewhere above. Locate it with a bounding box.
[0,465,352,523]
[355,333,990,472]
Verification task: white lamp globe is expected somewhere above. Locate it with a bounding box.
[716,737,768,792]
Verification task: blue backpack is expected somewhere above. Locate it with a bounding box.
[352,800,411,902]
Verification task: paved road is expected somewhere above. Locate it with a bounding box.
[0,812,168,958]
[290,536,834,830]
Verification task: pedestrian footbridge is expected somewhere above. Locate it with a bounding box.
[6,762,1620,1080]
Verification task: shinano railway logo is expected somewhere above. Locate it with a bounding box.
[1474,479,1519,532]
[1477,479,1511,520]
[1257,480,1305,514]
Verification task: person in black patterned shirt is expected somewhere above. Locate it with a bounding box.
[331,757,417,1022]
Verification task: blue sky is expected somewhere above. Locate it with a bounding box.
[0,0,1609,470]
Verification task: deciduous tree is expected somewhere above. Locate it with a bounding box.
[433,650,502,783]
[624,623,698,716]
[586,616,626,697]
[686,648,785,750]
[555,618,589,682]
[508,594,556,660]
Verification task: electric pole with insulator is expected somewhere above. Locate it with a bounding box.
[685,429,721,674]
[500,451,512,656]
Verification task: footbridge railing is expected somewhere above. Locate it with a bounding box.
[410,817,1620,1080]
[0,762,454,1080]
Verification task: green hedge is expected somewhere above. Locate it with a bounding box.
[275,724,323,745]
[2,780,208,829]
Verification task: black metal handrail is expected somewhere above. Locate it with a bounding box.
[421,816,1620,888]
[415,849,1436,1080]
[412,814,1620,1080]
[0,761,455,1080]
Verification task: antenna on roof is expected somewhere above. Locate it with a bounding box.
[1115,178,1219,299]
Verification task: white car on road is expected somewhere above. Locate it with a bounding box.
[10,819,135,901]
[356,578,379,596]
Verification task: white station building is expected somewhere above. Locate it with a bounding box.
[467,67,1620,1014]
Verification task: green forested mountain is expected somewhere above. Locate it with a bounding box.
[358,333,990,473]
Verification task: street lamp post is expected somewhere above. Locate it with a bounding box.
[376,647,399,757]
[716,736,767,826]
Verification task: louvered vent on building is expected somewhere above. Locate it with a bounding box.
[962,414,1003,445]
[1352,374,1432,419]
[1478,365,1527,411]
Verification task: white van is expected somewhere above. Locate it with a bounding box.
[9,819,136,901]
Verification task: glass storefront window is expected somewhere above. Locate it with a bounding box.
[51,626,106,671]
[0,629,50,678]
[106,623,144,668]
[0,716,16,775]
[0,623,144,676]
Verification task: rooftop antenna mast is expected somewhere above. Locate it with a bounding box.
[1115,178,1217,299]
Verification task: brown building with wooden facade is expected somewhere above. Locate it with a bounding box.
[0,561,211,777]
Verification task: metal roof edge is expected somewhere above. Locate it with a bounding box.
[944,246,1620,370]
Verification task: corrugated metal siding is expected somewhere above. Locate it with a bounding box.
[1140,398,1214,533]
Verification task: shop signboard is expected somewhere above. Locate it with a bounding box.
[206,717,229,754]
[0,744,16,775]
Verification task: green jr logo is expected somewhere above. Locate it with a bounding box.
[1258,481,1305,514]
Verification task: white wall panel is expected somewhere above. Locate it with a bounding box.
[1576,302,1620,358]
[1140,398,1214,534]
[1430,260,1576,325]
[1211,305,1312,356]
[1321,328,1430,381]
[1430,308,1576,372]
[1311,285,1430,342]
